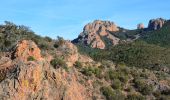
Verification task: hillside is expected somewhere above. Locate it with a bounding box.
[74,18,170,69]
[0,20,169,100]
[141,20,170,47]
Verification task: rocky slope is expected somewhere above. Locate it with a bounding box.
[0,40,94,100]
[73,20,120,49]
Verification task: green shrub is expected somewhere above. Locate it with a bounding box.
[74,61,82,68]
[81,67,93,76]
[107,69,128,84]
[93,67,102,78]
[54,36,65,48]
[44,36,52,42]
[119,75,128,83]
[54,43,59,48]
[111,79,122,90]
[81,67,102,78]
[134,79,154,95]
[153,91,161,97]
[0,21,55,52]
[78,39,170,69]
[27,56,35,61]
[126,93,145,100]
[50,58,67,69]
[100,86,115,100]
[39,43,50,50]
[125,86,133,92]
[100,86,125,100]
[107,70,118,80]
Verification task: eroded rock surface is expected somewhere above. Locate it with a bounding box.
[0,40,90,100]
[73,20,120,49]
[14,40,42,61]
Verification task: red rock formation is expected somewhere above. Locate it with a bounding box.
[14,40,42,61]
[0,40,91,100]
[62,41,79,67]
[73,20,120,49]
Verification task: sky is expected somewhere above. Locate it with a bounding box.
[0,0,169,40]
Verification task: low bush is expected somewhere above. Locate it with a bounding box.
[74,61,82,68]
[54,36,65,48]
[126,93,145,100]
[27,56,35,61]
[134,79,154,95]
[50,58,67,69]
[100,86,115,100]
[100,86,125,100]
[81,67,102,78]
[111,79,122,90]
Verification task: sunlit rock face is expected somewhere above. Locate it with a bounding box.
[73,20,120,49]
[0,40,90,100]
[14,40,42,61]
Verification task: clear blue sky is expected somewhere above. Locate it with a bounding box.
[0,0,169,40]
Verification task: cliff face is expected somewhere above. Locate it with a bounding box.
[0,40,91,100]
[73,20,120,49]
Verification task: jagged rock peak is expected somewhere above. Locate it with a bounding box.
[83,20,119,36]
[148,18,166,30]
[73,20,120,49]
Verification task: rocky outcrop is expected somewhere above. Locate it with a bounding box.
[0,57,12,70]
[0,40,90,100]
[55,41,79,67]
[14,40,42,61]
[137,23,144,29]
[63,41,78,66]
[148,18,166,30]
[73,20,120,49]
